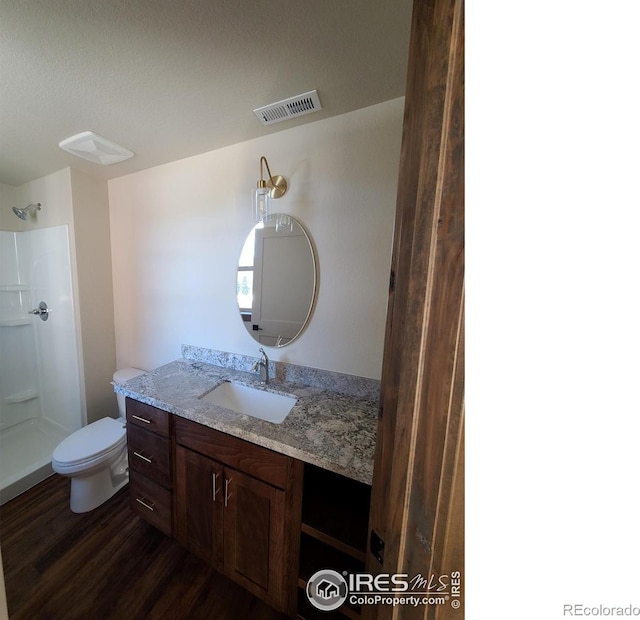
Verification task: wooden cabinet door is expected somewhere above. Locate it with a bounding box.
[175,445,224,569]
[222,468,287,611]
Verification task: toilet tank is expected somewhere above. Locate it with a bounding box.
[113,367,145,417]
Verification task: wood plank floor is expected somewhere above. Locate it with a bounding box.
[0,474,291,620]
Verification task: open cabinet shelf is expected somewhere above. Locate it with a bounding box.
[297,464,372,620]
[301,464,371,559]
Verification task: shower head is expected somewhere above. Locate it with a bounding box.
[12,203,42,220]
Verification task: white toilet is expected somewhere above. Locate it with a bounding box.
[52,367,144,513]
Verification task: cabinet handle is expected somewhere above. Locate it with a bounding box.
[132,414,151,424]
[212,472,220,501]
[133,451,152,463]
[135,497,155,512]
[224,477,232,507]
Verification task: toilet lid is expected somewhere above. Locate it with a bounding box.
[52,418,126,466]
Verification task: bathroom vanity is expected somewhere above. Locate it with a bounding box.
[117,349,378,619]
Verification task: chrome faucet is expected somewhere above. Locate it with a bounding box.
[252,348,269,384]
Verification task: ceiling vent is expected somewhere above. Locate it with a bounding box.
[58,131,134,165]
[253,90,322,126]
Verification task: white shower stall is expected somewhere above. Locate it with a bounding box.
[0,225,84,503]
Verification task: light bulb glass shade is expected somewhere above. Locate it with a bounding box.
[252,185,272,222]
[275,214,293,233]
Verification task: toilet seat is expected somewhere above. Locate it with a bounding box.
[52,417,126,471]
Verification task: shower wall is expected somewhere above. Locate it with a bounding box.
[0,230,38,430]
[0,225,83,500]
[27,226,83,432]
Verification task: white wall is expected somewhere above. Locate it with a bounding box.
[109,99,404,379]
[0,184,20,232]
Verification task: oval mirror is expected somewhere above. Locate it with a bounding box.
[237,214,317,347]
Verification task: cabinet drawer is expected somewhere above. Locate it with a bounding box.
[129,474,172,536]
[127,424,171,487]
[126,398,170,436]
[174,416,290,489]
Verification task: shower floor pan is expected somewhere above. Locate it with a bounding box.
[0,418,68,505]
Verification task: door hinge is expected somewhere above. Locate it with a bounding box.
[370,530,384,565]
[389,269,395,293]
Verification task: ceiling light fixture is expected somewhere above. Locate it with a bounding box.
[58,131,134,165]
[252,156,288,223]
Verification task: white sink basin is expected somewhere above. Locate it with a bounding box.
[199,382,297,424]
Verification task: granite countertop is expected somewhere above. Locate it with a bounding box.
[114,358,379,485]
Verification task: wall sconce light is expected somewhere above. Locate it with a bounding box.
[252,156,288,222]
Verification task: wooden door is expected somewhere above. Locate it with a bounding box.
[365,0,465,618]
[222,467,287,611]
[175,445,224,569]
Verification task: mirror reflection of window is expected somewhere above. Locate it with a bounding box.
[236,224,262,319]
[236,271,253,313]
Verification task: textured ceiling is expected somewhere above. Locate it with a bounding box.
[0,0,412,186]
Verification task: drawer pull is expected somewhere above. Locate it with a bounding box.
[133,451,152,463]
[224,477,232,507]
[212,472,220,501]
[136,497,155,512]
[132,414,151,424]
